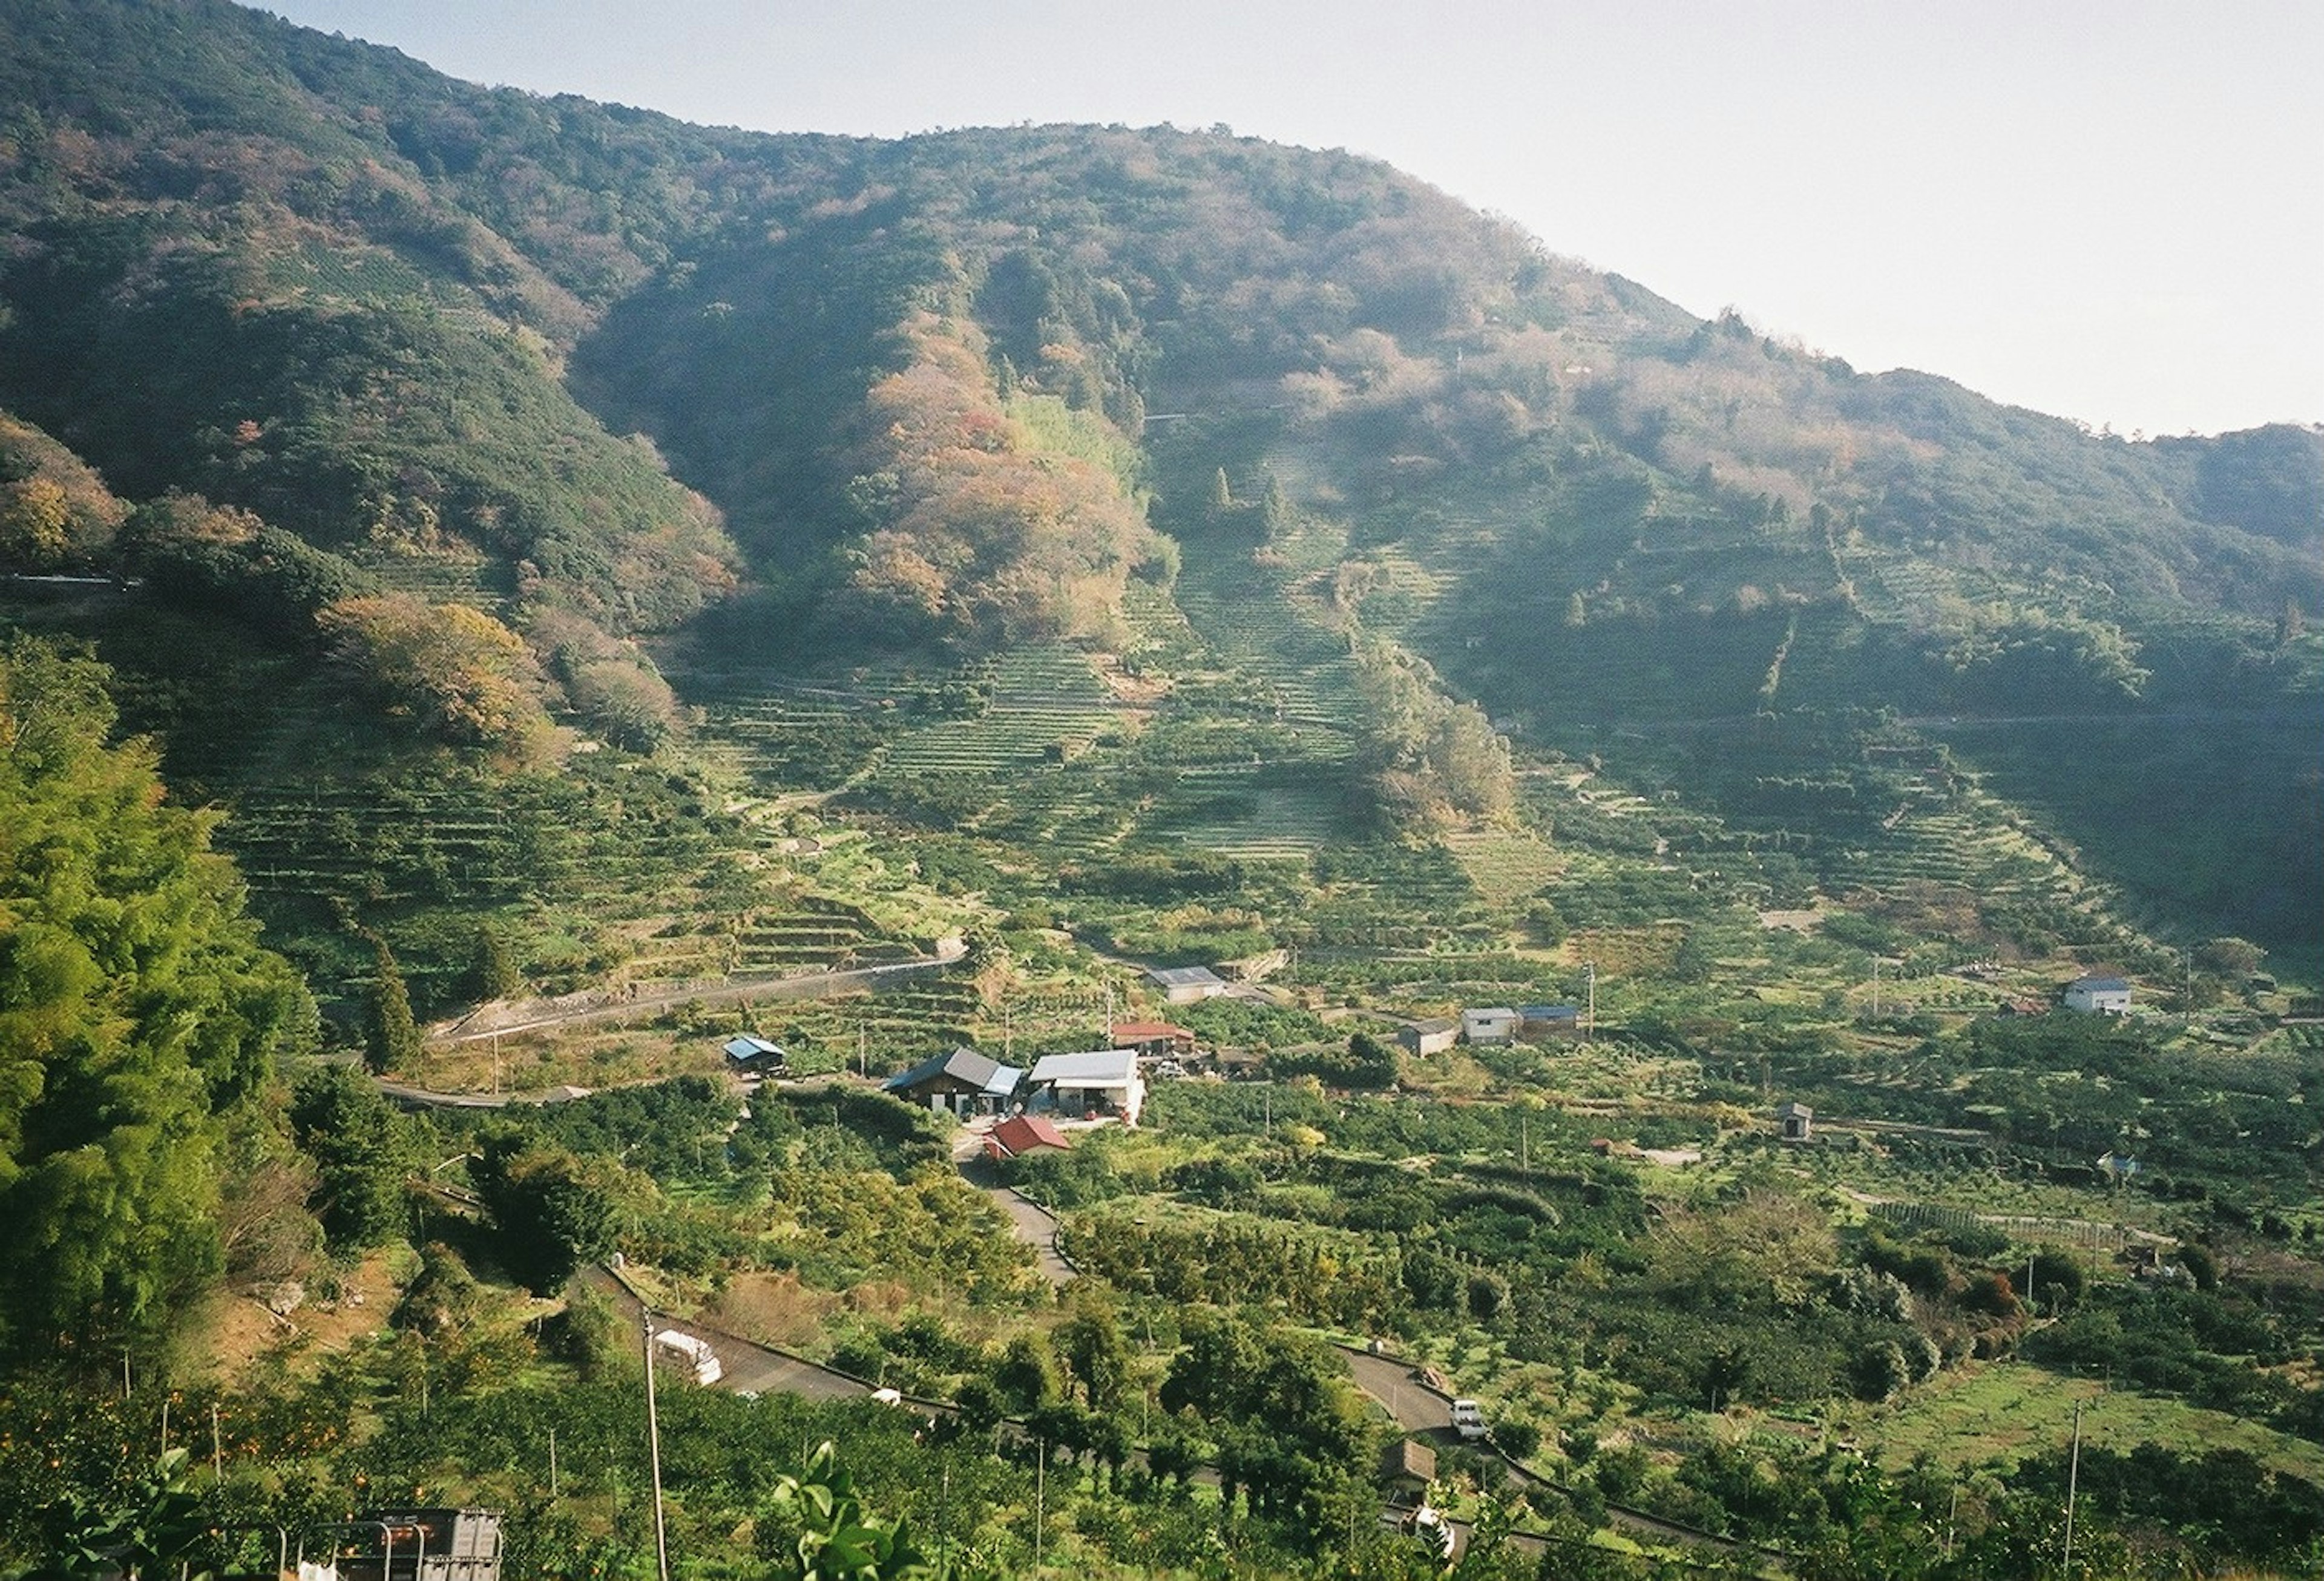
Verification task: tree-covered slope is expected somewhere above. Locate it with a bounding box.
[0,0,2316,964]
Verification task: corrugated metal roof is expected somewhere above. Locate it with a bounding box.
[884,1047,1022,1095]
[1146,965,1224,987]
[1029,1049,1139,1085]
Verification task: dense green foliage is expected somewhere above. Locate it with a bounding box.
[0,637,309,1355]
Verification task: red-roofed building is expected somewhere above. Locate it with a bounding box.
[986,1115,1073,1159]
[1111,1021,1195,1056]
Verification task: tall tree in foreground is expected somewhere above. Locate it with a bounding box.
[0,637,310,1358]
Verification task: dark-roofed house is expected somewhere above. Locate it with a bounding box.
[1518,1004,1581,1039]
[1147,964,1227,1005]
[1028,1049,1144,1126]
[1380,1438,1437,1498]
[2064,975,2132,1015]
[986,1114,1072,1160]
[883,1048,1022,1116]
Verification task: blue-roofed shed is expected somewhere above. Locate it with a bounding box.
[723,1035,786,1069]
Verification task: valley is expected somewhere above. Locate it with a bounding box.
[0,1,2320,1576]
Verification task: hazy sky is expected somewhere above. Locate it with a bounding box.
[259,0,2322,438]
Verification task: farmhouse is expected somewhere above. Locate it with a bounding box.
[1399,1018,1458,1057]
[2064,975,2132,1015]
[986,1113,1072,1160]
[1112,1020,1196,1057]
[1147,964,1228,1005]
[1462,1007,1521,1046]
[1028,1049,1145,1126]
[882,1047,1022,1116]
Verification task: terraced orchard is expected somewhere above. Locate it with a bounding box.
[876,644,1119,777]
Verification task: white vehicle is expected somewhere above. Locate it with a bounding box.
[1451,1398,1487,1441]
[654,1329,723,1386]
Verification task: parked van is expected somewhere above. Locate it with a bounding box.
[1451,1398,1487,1441]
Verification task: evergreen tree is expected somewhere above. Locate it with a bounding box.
[468,922,523,1003]
[364,937,421,1074]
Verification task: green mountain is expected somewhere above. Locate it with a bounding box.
[1,0,2317,1013]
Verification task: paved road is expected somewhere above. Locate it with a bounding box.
[1339,1344,1456,1433]
[576,1266,873,1403]
[985,1187,1077,1287]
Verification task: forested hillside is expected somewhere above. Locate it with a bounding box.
[2,0,2313,995]
[6,4,2324,1576]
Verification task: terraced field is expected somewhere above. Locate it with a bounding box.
[1446,828,1566,913]
[875,644,1118,777]
[346,548,510,613]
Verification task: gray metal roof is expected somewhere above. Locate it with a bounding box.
[1146,964,1225,987]
[1028,1049,1140,1085]
[885,1047,1022,1096]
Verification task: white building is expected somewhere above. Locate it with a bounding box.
[1462,1007,1521,1046]
[1147,964,1228,1005]
[1028,1049,1145,1126]
[2064,975,2132,1015]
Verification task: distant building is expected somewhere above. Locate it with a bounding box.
[721,1034,786,1070]
[1399,1018,1458,1057]
[1380,1438,1437,1498]
[986,1114,1073,1159]
[1778,1101,1814,1142]
[882,1047,1022,1116]
[2064,975,2132,1015]
[1518,1004,1581,1039]
[1111,1020,1196,1056]
[1147,964,1228,1005]
[1027,1049,1144,1125]
[1462,1007,1521,1046]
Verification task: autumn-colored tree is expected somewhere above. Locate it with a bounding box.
[843,314,1153,647]
[0,412,128,569]
[319,593,551,754]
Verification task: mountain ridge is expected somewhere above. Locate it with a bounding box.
[0,0,2316,993]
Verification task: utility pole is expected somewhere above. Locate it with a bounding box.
[1871,956,1882,1018]
[1033,1440,1046,1579]
[1584,961,1597,1041]
[2063,1398,2085,1576]
[642,1315,672,1581]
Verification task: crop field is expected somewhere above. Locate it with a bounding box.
[871,644,1118,778]
[1862,1363,2324,1483]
